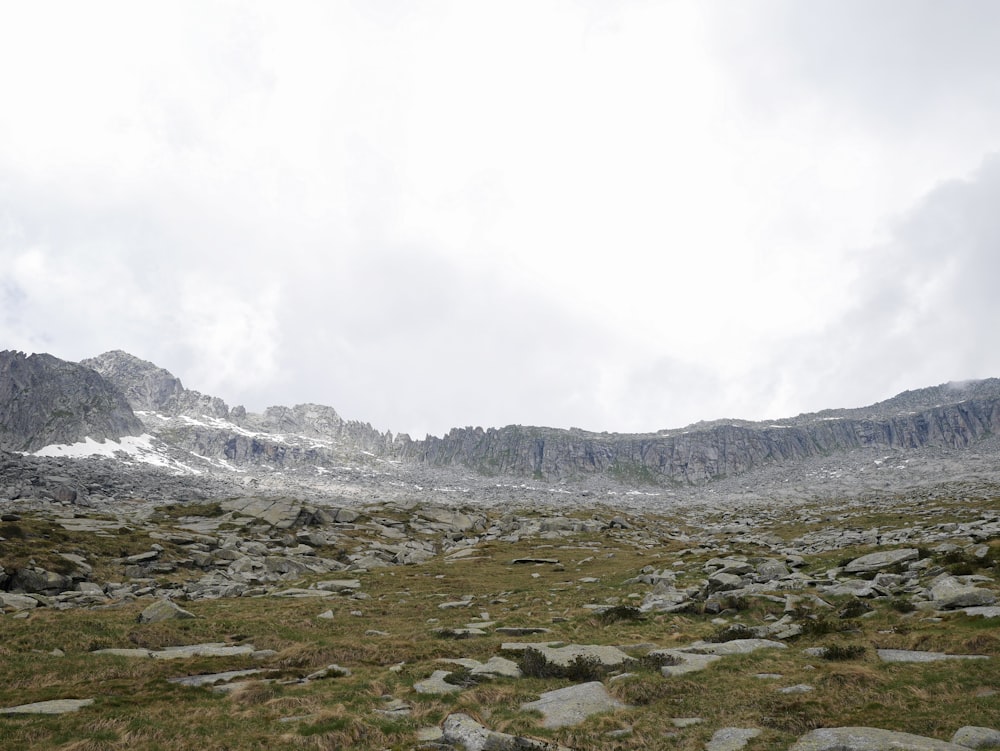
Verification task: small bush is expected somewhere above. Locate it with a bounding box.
[564,654,609,682]
[518,648,560,680]
[947,562,975,576]
[889,597,916,613]
[442,666,479,688]
[722,594,749,612]
[821,644,866,660]
[707,624,757,643]
[610,675,678,705]
[837,599,872,619]
[600,605,644,624]
[799,618,837,636]
[517,648,609,682]
[629,652,681,671]
[0,523,25,539]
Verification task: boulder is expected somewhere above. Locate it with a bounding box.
[0,699,94,715]
[929,576,997,610]
[138,599,196,624]
[789,727,970,750]
[706,728,761,751]
[441,713,573,751]
[521,681,629,729]
[951,726,1000,749]
[843,549,919,574]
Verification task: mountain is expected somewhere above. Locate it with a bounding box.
[5,348,1000,496]
[0,350,143,452]
[81,350,230,419]
[395,382,1000,484]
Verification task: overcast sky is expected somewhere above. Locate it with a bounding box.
[3,1,1000,437]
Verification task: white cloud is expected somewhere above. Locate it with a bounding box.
[1,2,999,437]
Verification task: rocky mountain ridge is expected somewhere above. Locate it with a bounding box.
[397,392,1000,484]
[4,349,1000,498]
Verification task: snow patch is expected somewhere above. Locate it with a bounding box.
[31,434,201,475]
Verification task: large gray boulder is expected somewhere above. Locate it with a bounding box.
[843,549,919,574]
[137,600,197,624]
[521,681,628,729]
[789,727,971,750]
[929,576,997,610]
[951,726,1000,749]
[441,713,573,750]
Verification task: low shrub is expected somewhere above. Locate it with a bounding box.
[821,644,866,660]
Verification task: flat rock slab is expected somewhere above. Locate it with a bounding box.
[789,727,971,750]
[152,643,257,660]
[521,681,628,729]
[684,639,787,656]
[414,670,463,695]
[962,607,1000,618]
[269,588,336,598]
[656,650,722,677]
[168,669,264,687]
[705,727,761,751]
[844,549,918,574]
[0,699,94,715]
[512,643,632,668]
[877,649,989,663]
[512,558,560,565]
[92,648,154,658]
[442,713,575,751]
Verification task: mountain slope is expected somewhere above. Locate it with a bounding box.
[393,383,1000,484]
[0,350,143,452]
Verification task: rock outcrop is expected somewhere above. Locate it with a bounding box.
[81,350,230,419]
[394,381,1000,485]
[0,351,143,452]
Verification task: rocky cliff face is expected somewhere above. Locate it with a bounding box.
[81,350,230,419]
[81,352,391,469]
[0,351,144,452]
[394,386,1000,485]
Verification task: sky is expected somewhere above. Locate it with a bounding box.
[2,1,1000,438]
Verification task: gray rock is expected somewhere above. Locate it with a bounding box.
[151,643,255,659]
[0,592,39,611]
[168,669,263,687]
[929,576,997,610]
[138,599,196,623]
[705,727,760,751]
[655,650,722,676]
[962,607,1000,618]
[508,643,632,669]
[843,549,919,574]
[951,726,1000,749]
[780,684,814,694]
[789,727,970,750]
[414,670,463,695]
[92,648,154,658]
[683,639,787,656]
[441,713,572,751]
[877,649,989,663]
[0,698,94,715]
[521,681,629,729]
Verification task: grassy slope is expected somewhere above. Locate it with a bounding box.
[0,498,998,751]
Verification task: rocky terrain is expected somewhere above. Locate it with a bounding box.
[1,349,999,749]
